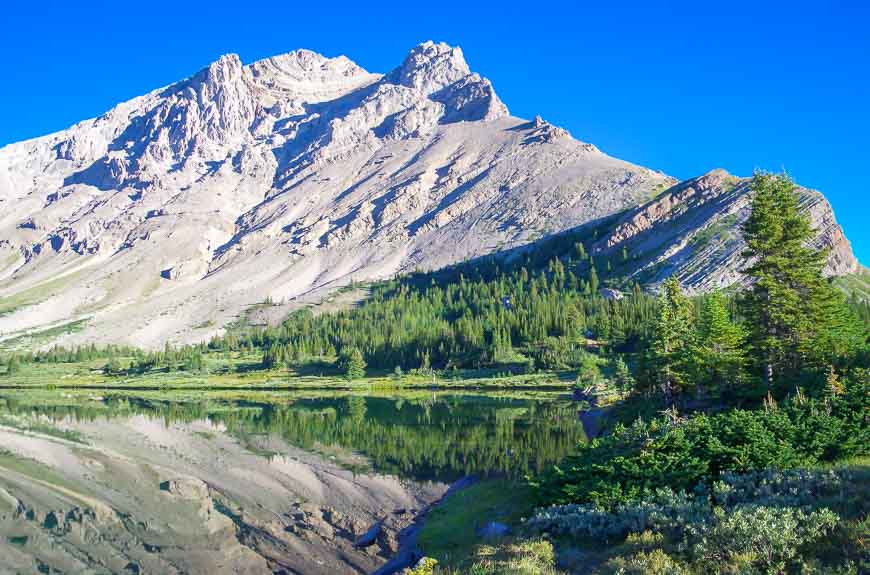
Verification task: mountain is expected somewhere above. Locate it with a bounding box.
[0,42,858,348]
[588,169,859,292]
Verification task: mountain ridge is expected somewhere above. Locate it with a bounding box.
[0,42,857,348]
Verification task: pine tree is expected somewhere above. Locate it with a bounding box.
[695,291,746,395]
[589,265,599,296]
[104,357,123,376]
[338,347,366,380]
[611,356,635,392]
[576,353,603,388]
[650,277,695,399]
[183,350,205,372]
[741,172,859,391]
[5,355,20,376]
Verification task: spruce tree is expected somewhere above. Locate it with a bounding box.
[650,277,695,399]
[576,353,603,388]
[5,355,20,376]
[695,291,746,395]
[338,347,366,380]
[611,356,635,392]
[742,172,859,390]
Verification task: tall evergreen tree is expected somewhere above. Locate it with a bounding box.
[611,356,635,392]
[742,172,859,390]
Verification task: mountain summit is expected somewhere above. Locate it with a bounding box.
[0,42,857,347]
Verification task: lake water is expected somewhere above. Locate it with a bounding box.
[0,390,583,573]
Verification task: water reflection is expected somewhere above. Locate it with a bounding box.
[0,392,585,482]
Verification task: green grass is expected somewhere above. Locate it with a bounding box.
[429,539,561,574]
[417,479,538,568]
[0,351,575,392]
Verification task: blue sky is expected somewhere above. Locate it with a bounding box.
[1,1,867,263]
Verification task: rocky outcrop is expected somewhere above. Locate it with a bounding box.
[589,169,860,292]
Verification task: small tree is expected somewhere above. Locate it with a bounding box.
[5,355,21,377]
[695,291,747,396]
[337,347,366,380]
[183,350,205,373]
[611,356,635,392]
[104,357,123,376]
[576,353,603,388]
[650,277,696,399]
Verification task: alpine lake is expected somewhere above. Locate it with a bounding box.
[0,384,584,574]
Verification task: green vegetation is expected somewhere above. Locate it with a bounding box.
[835,267,870,301]
[528,464,868,574]
[0,271,87,317]
[0,318,89,351]
[742,172,862,391]
[688,213,739,249]
[2,172,867,575]
[336,346,367,379]
[513,172,869,575]
[534,381,868,507]
[646,277,697,398]
[418,480,537,566]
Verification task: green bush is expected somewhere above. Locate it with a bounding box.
[403,557,438,575]
[527,467,862,542]
[684,506,838,573]
[534,389,868,508]
[527,466,866,574]
[604,548,686,575]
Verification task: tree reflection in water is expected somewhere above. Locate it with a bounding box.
[0,393,586,482]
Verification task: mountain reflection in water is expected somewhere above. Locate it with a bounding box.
[0,392,586,482]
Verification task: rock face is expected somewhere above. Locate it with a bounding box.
[0,42,857,347]
[589,169,860,292]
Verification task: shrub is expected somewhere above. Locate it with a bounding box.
[603,548,686,575]
[683,506,838,573]
[103,357,124,376]
[4,355,21,376]
[526,467,860,542]
[534,391,868,508]
[527,466,864,575]
[460,539,559,575]
[403,557,438,575]
[525,489,708,542]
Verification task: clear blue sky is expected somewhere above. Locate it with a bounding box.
[1,1,867,263]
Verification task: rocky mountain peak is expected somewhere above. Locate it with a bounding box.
[189,53,247,93]
[248,50,379,105]
[387,41,472,94]
[0,43,858,349]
